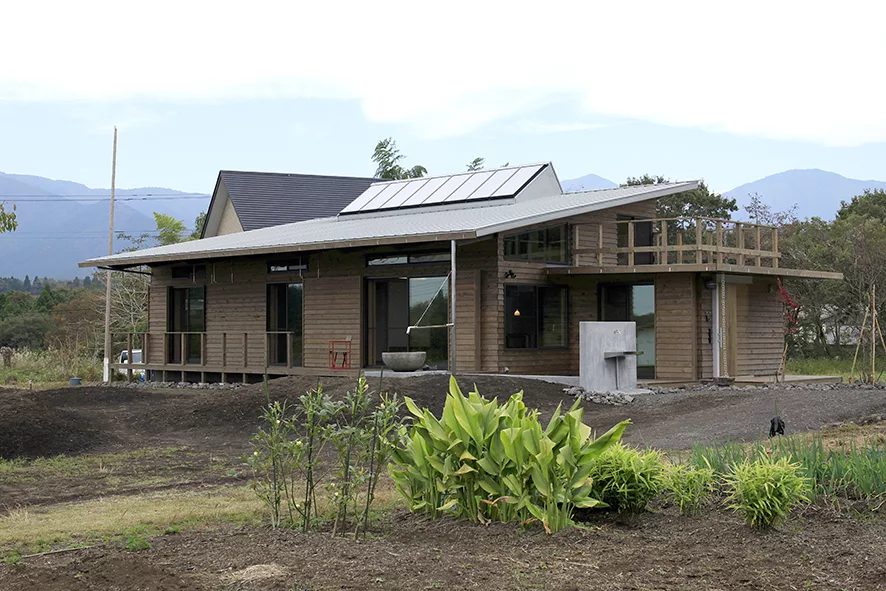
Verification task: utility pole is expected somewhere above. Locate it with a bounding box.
[102,127,118,383]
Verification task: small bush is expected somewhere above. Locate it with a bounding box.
[725,453,810,528]
[2,549,22,566]
[123,533,151,551]
[588,443,664,514]
[663,462,716,515]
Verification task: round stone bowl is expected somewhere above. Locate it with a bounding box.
[382,351,427,372]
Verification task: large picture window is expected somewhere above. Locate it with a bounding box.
[503,225,569,264]
[504,285,567,349]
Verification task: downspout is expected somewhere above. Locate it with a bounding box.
[450,239,457,375]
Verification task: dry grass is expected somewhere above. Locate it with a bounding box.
[0,485,263,553]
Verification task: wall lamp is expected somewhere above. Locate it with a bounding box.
[504,269,516,279]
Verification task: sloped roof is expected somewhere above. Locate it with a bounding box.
[81,181,698,268]
[214,171,378,232]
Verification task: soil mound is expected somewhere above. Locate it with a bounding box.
[0,390,112,459]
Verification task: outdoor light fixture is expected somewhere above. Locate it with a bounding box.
[504,269,516,279]
[513,309,521,317]
[704,279,716,289]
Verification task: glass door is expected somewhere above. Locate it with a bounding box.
[267,283,303,367]
[600,282,655,379]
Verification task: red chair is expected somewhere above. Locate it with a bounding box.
[328,338,352,370]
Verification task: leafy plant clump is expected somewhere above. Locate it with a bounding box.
[389,376,629,533]
[663,462,716,515]
[724,452,810,528]
[587,443,665,514]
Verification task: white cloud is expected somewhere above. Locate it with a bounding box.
[2,1,884,146]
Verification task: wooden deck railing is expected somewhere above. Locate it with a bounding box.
[571,217,780,269]
[111,331,300,374]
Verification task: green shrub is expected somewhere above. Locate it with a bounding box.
[663,462,716,515]
[725,453,810,527]
[389,376,629,533]
[123,533,151,551]
[587,443,664,514]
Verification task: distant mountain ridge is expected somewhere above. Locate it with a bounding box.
[0,172,210,279]
[724,169,886,220]
[561,173,617,192]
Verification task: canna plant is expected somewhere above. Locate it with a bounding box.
[388,376,629,533]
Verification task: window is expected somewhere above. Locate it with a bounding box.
[268,257,308,273]
[166,286,206,364]
[504,285,567,349]
[599,282,655,379]
[171,264,206,280]
[503,225,569,263]
[366,251,451,266]
[267,283,304,367]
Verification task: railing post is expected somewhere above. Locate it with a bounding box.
[126,333,133,381]
[695,220,703,264]
[627,221,635,267]
[716,221,723,265]
[180,333,186,367]
[736,222,745,266]
[143,332,150,366]
[676,232,683,265]
[755,226,762,267]
[163,332,169,365]
[286,332,293,368]
[597,224,604,266]
[660,220,668,265]
[772,227,779,268]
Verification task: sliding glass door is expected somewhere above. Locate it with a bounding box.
[166,287,205,364]
[267,283,303,367]
[600,282,655,378]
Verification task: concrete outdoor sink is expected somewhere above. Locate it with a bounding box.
[382,351,427,372]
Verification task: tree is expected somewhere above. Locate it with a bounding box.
[0,202,16,233]
[466,157,485,172]
[624,175,738,220]
[745,193,798,226]
[371,138,427,180]
[191,211,207,240]
[154,212,188,246]
[836,189,886,223]
[22,275,31,292]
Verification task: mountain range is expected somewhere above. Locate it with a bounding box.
[1,168,884,279]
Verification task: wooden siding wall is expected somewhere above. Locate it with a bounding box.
[654,274,697,381]
[734,279,783,377]
[697,278,714,380]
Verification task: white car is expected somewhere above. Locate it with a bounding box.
[117,349,146,378]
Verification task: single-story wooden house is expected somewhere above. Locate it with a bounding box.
[82,163,841,383]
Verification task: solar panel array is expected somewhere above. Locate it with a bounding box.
[339,163,545,215]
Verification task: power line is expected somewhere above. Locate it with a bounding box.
[1,194,209,202]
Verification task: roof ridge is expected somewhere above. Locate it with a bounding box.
[220,170,379,181]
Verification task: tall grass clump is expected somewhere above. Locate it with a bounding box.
[587,444,665,514]
[663,461,716,515]
[389,376,629,533]
[724,453,810,527]
[0,348,102,384]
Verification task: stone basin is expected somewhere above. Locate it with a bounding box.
[382,351,427,372]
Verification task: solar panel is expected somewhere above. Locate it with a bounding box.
[339,164,546,215]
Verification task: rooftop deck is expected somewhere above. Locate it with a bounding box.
[550,216,843,279]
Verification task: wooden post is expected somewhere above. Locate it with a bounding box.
[755,225,762,267]
[143,332,150,366]
[695,220,703,264]
[737,223,745,266]
[180,333,186,367]
[597,224,604,266]
[676,232,684,265]
[660,220,668,265]
[126,333,133,381]
[222,332,227,368]
[716,221,724,265]
[872,284,876,382]
[163,332,169,365]
[772,227,779,268]
[102,127,118,384]
[627,221,635,267]
[286,332,293,368]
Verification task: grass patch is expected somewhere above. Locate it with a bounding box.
[0,349,102,385]
[0,485,263,555]
[786,355,886,382]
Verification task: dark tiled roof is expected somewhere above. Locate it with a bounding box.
[218,170,378,231]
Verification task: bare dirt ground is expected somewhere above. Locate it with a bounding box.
[2,510,884,591]
[1,376,885,590]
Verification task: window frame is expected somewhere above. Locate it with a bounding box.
[365,250,451,267]
[504,284,569,350]
[503,224,571,265]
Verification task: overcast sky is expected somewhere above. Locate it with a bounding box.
[1,0,884,193]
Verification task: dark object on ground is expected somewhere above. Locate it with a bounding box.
[770,416,786,437]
